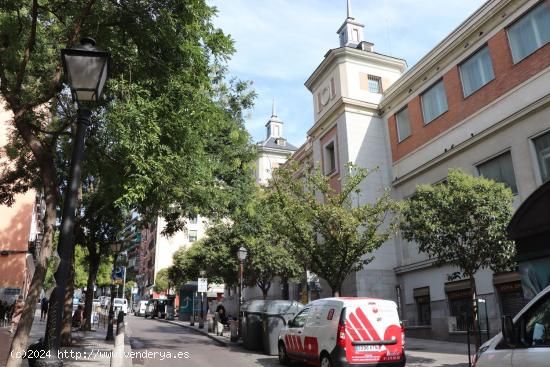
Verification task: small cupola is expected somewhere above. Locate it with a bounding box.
[337,0,365,48]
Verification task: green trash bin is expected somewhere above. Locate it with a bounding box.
[262,301,304,355]
[242,300,269,350]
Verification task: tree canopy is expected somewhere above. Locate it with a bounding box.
[271,163,400,296]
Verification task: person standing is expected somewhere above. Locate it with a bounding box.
[9,296,24,334]
[40,296,49,321]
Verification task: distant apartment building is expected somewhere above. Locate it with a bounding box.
[136,215,209,298]
[287,0,550,342]
[0,100,43,302]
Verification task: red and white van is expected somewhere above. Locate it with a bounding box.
[278,297,405,367]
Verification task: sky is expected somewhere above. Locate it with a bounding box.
[208,0,487,147]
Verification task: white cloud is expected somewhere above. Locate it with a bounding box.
[208,0,486,145]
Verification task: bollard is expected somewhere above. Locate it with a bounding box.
[111,311,125,367]
[230,319,238,342]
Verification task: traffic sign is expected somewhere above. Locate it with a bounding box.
[197,278,208,292]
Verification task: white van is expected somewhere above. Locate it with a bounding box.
[113,298,128,315]
[473,284,550,367]
[278,297,405,367]
[134,300,148,317]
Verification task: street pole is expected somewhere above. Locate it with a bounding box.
[238,260,243,336]
[43,108,91,359]
[190,292,195,326]
[199,292,204,329]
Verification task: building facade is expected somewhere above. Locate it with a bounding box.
[290,0,550,342]
[0,100,43,303]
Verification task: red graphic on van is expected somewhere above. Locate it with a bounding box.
[345,307,403,363]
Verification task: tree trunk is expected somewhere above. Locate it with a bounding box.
[60,253,75,346]
[301,266,309,304]
[82,253,100,331]
[469,275,480,349]
[281,279,289,300]
[7,186,57,367]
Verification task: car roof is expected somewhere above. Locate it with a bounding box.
[307,297,397,308]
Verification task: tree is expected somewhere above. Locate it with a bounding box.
[124,280,136,301]
[1,1,256,364]
[153,268,170,294]
[400,168,516,347]
[271,163,400,297]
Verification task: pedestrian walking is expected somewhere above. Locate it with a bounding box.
[9,296,24,334]
[40,296,49,321]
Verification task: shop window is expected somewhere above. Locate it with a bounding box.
[507,2,550,64]
[477,151,518,194]
[534,131,550,182]
[447,289,474,332]
[414,291,431,326]
[421,79,448,124]
[396,107,411,142]
[459,45,494,97]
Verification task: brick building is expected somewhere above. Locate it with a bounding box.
[289,0,550,342]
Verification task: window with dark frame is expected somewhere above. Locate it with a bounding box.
[415,295,431,326]
[459,45,495,97]
[368,75,382,93]
[188,230,197,242]
[534,131,550,182]
[447,289,474,332]
[421,79,448,124]
[323,141,337,175]
[507,2,550,64]
[396,107,411,142]
[477,151,518,194]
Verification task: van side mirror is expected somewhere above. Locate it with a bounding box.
[502,315,518,347]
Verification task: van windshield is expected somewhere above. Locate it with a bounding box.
[114,300,123,305]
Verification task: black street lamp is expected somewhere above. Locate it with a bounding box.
[236,246,247,336]
[41,38,109,365]
[106,242,122,341]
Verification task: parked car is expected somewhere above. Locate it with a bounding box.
[113,298,128,315]
[134,300,148,317]
[473,284,550,367]
[278,297,405,367]
[145,299,167,319]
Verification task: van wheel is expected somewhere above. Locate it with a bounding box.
[278,342,290,365]
[320,354,332,367]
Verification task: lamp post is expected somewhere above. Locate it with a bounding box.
[41,38,109,365]
[106,242,122,341]
[236,246,247,336]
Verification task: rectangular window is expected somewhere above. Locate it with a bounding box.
[368,75,382,93]
[395,107,411,142]
[189,216,197,224]
[323,141,337,175]
[188,230,197,242]
[507,2,550,64]
[534,132,550,182]
[459,46,495,97]
[477,151,518,193]
[447,289,474,332]
[414,287,431,326]
[421,80,448,124]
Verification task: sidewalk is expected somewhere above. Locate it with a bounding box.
[1,308,133,367]
[162,318,235,346]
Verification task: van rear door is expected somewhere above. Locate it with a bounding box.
[343,300,404,364]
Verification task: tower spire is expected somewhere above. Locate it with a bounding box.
[347,0,352,19]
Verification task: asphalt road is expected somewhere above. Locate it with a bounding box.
[127,315,280,367]
[127,315,469,367]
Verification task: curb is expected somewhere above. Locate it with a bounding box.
[160,319,228,347]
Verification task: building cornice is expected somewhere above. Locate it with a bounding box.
[380,0,522,111]
[305,47,407,92]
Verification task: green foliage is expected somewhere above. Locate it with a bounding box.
[124,280,136,300]
[74,245,88,289]
[271,163,400,295]
[153,268,170,293]
[401,169,516,277]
